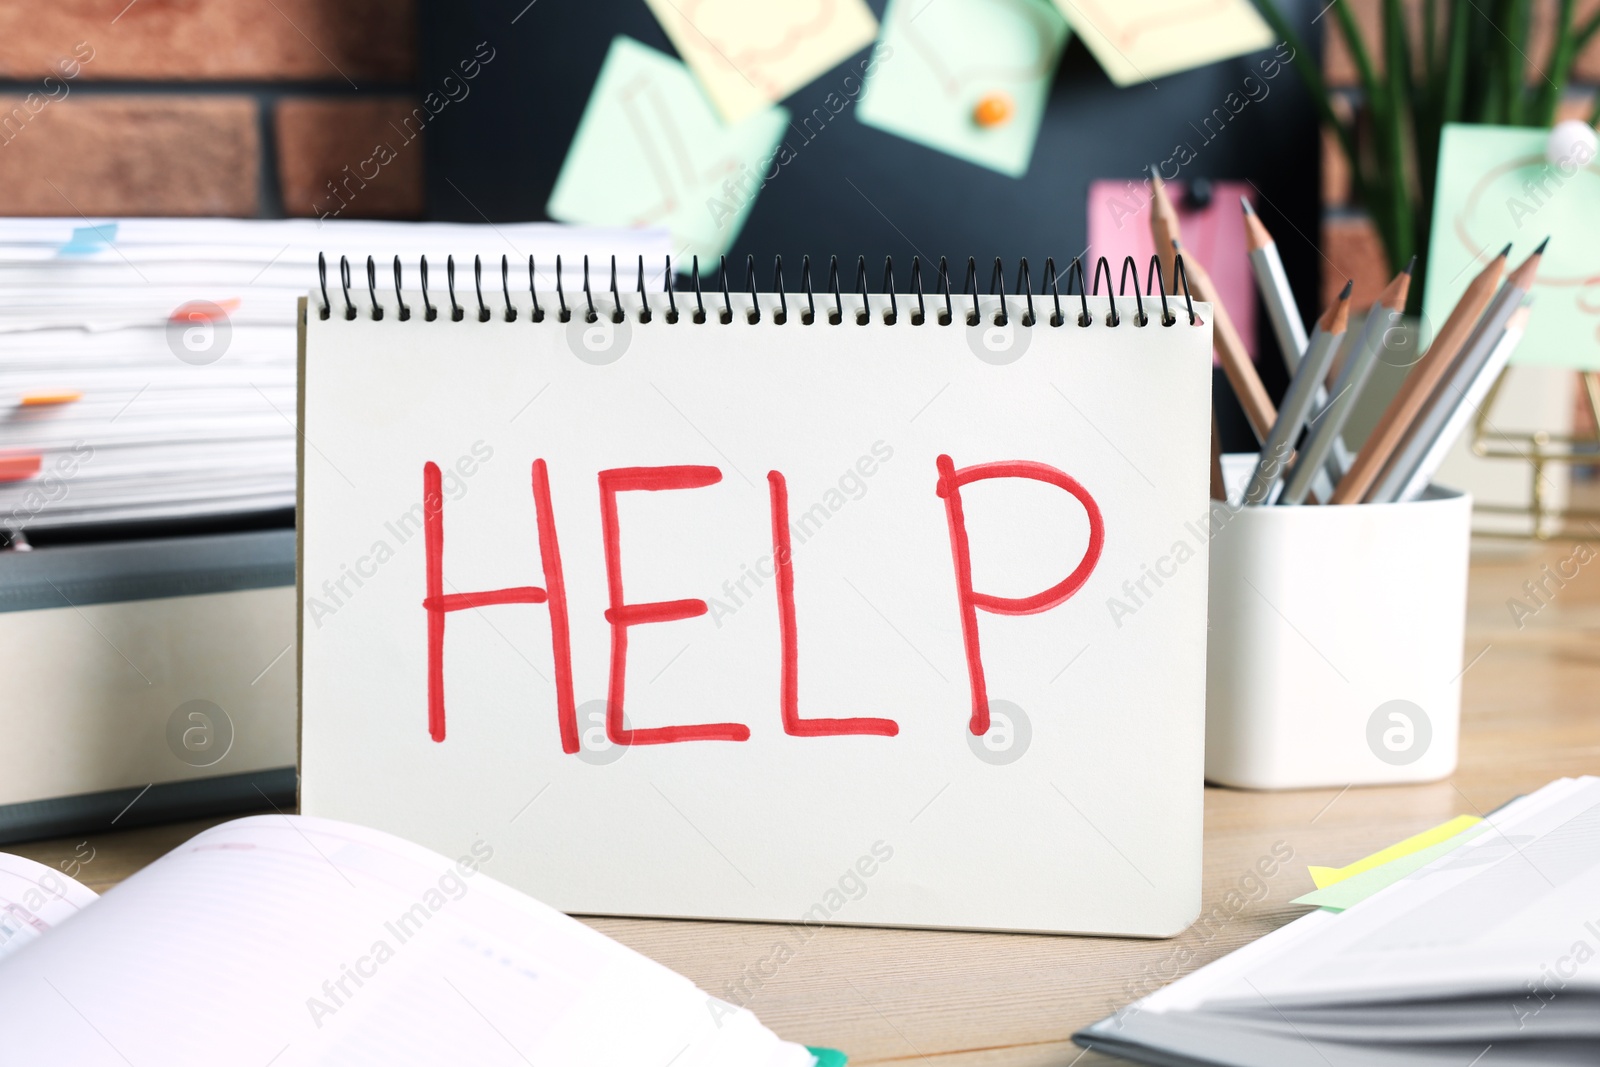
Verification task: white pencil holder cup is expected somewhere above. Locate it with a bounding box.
[1205,487,1472,790]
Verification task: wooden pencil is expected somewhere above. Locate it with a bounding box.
[1242,196,1310,370]
[1175,238,1277,445]
[1243,281,1351,505]
[1278,262,1412,505]
[1330,244,1511,504]
[1367,242,1546,503]
[1211,409,1226,501]
[1389,304,1531,504]
[1149,169,1181,294]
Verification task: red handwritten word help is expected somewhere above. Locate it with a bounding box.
[421,455,1103,751]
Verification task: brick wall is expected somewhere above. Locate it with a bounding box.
[1319,0,1600,308]
[0,0,419,219]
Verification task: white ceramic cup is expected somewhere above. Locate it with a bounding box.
[1205,487,1471,790]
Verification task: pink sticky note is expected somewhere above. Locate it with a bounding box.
[1086,179,1258,366]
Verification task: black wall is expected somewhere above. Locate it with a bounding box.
[419,0,1324,448]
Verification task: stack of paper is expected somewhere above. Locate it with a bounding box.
[1078,777,1600,1065]
[0,219,667,537]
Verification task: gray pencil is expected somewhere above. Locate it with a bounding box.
[1243,282,1352,505]
[1278,261,1413,505]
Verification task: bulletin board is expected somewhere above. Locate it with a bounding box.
[417,0,1325,448]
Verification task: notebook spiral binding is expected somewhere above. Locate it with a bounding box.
[316,252,1198,330]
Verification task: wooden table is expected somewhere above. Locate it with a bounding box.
[15,539,1599,1065]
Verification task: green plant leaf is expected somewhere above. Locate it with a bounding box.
[1248,0,1365,204]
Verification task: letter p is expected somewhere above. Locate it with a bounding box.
[935,454,1104,735]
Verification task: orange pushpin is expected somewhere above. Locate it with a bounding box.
[973,92,1014,128]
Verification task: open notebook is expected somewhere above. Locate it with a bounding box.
[0,815,825,1066]
[1077,776,1600,1065]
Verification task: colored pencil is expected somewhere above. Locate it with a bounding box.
[1243,282,1352,505]
[1278,262,1412,505]
[1368,243,1546,502]
[1330,244,1512,504]
[1389,303,1532,504]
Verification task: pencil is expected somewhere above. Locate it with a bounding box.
[1240,194,1352,488]
[1278,261,1412,505]
[1176,237,1278,445]
[1329,244,1512,504]
[1211,409,1227,501]
[1243,281,1352,505]
[1388,303,1532,504]
[1242,196,1309,370]
[1368,242,1546,503]
[1149,168,1181,294]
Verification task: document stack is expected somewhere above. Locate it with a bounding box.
[0,218,668,539]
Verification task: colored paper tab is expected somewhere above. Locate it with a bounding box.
[20,391,83,407]
[856,0,1069,178]
[807,1048,848,1067]
[1425,123,1600,369]
[1050,0,1275,87]
[1307,814,1482,889]
[548,36,789,263]
[56,222,118,256]
[0,455,43,483]
[642,0,879,123]
[1294,821,1488,911]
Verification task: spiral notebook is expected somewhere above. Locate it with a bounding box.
[298,253,1214,937]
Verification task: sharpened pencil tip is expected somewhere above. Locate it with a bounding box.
[1339,279,1353,299]
[1403,255,1416,275]
[1534,235,1550,254]
[1240,196,1255,215]
[1499,242,1513,258]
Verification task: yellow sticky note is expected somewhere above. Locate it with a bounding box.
[1307,814,1482,889]
[642,0,879,122]
[1050,0,1275,87]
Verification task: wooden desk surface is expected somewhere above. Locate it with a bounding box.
[14,540,1599,1065]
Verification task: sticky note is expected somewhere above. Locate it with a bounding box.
[1425,123,1600,369]
[1293,821,1488,911]
[56,222,118,256]
[807,1048,848,1066]
[1306,814,1482,889]
[1086,178,1256,363]
[856,0,1069,178]
[642,0,879,123]
[548,36,789,264]
[1049,0,1274,87]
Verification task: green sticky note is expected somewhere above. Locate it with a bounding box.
[548,37,789,264]
[1424,123,1600,369]
[856,0,1069,178]
[807,1047,848,1066]
[1291,822,1488,911]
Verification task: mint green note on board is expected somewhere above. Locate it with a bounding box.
[856,0,1069,178]
[548,36,789,264]
[1424,123,1600,369]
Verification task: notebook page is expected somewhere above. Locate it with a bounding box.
[0,853,98,963]
[1202,778,1600,1008]
[0,815,811,1067]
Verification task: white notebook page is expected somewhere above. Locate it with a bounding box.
[0,815,811,1066]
